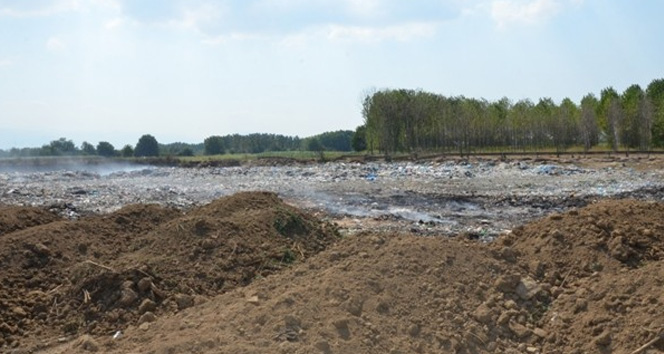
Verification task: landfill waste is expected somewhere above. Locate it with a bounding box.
[0,157,663,237]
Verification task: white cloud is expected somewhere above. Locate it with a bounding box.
[0,58,12,66]
[104,16,125,29]
[202,32,268,45]
[343,0,382,17]
[491,0,562,27]
[0,0,120,17]
[326,22,438,43]
[156,2,228,37]
[46,36,66,51]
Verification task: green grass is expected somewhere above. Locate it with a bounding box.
[176,150,362,162]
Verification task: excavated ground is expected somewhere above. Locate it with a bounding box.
[0,157,662,353]
[0,198,660,353]
[0,192,338,352]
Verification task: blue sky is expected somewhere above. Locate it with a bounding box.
[0,0,662,149]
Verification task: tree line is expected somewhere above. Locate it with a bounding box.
[0,131,355,158]
[357,78,664,155]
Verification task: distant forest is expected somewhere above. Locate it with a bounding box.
[0,131,355,158]
[3,78,663,158]
[359,78,664,155]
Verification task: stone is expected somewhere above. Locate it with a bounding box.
[515,277,541,300]
[33,243,52,257]
[509,321,532,339]
[494,274,520,293]
[117,288,138,307]
[594,330,611,346]
[345,297,364,317]
[174,294,195,310]
[504,299,518,309]
[550,229,564,240]
[137,277,153,292]
[533,328,548,338]
[497,311,513,326]
[408,323,421,337]
[315,340,332,354]
[0,322,18,334]
[333,319,351,340]
[12,306,27,318]
[138,311,156,325]
[138,298,157,314]
[473,303,494,325]
[74,335,99,352]
[500,247,517,263]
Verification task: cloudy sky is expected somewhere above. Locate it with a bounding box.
[0,0,662,149]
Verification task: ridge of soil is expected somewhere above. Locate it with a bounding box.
[0,192,338,351]
[0,206,61,236]
[35,199,664,354]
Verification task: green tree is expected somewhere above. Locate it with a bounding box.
[81,141,97,155]
[580,93,599,152]
[306,138,323,152]
[96,141,116,157]
[352,125,367,151]
[204,135,225,155]
[647,78,664,147]
[42,137,77,156]
[134,134,159,157]
[598,87,620,150]
[178,147,194,157]
[121,144,134,157]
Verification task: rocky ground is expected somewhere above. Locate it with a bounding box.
[0,155,663,353]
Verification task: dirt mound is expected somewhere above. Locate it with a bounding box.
[0,206,60,236]
[0,192,338,351]
[502,199,663,272]
[0,204,181,349]
[62,235,520,354]
[492,199,664,353]
[115,192,339,296]
[43,199,663,354]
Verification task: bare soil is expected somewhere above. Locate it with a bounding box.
[0,195,660,353]
[0,192,338,352]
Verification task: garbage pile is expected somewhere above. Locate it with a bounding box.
[1,158,662,237]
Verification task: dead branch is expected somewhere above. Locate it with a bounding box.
[84,260,116,273]
[47,284,63,295]
[630,332,663,354]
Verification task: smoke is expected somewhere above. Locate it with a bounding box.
[0,158,147,176]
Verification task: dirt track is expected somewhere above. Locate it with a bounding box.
[0,157,663,353]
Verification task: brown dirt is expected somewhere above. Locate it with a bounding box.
[0,206,61,236]
[2,197,663,354]
[0,192,338,352]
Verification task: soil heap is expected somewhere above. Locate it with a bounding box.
[0,192,338,352]
[34,199,664,354]
[0,206,60,236]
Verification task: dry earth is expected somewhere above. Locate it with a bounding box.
[0,157,663,353]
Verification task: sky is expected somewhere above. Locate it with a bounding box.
[0,0,663,149]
